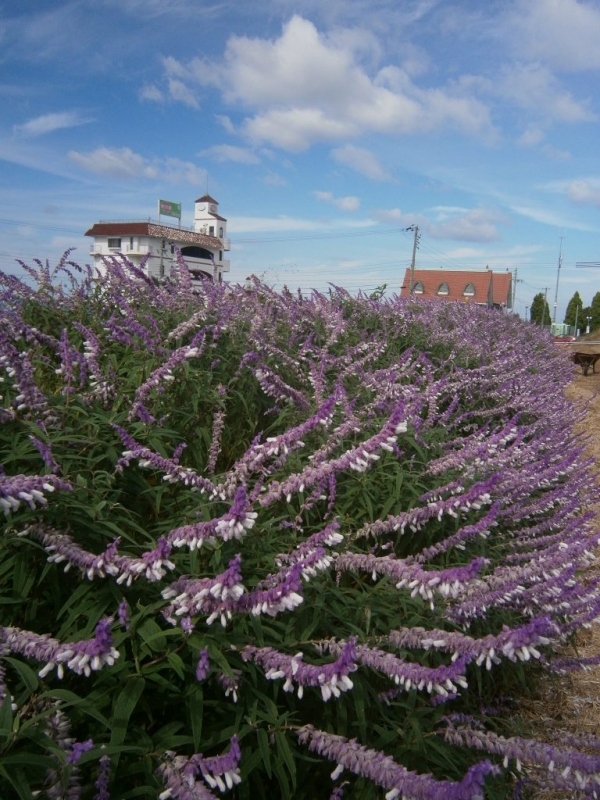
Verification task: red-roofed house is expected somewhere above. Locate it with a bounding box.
[399,268,513,310]
[85,195,230,284]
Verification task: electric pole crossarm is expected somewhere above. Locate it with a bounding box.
[407,225,419,294]
[553,238,563,324]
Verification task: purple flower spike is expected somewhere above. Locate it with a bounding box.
[0,617,120,680]
[196,649,210,681]
[93,754,111,800]
[66,739,94,764]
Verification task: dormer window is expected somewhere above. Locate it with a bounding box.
[412,281,424,294]
[437,282,449,296]
[463,282,475,297]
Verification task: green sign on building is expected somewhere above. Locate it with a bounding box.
[158,199,182,219]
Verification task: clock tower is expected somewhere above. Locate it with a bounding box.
[194,194,225,238]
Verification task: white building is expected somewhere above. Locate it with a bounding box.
[85,194,231,284]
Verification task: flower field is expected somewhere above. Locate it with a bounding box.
[1,251,600,798]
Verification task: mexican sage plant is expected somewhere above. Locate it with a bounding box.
[1,251,600,798]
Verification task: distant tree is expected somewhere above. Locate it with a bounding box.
[370,283,387,300]
[591,291,600,332]
[564,291,583,330]
[530,293,550,326]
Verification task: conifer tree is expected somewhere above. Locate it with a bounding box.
[564,291,583,329]
[530,292,550,326]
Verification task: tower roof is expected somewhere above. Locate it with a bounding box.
[195,194,219,204]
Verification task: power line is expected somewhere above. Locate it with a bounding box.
[0,217,85,236]
[231,226,415,245]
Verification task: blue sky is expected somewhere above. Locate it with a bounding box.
[2,0,600,319]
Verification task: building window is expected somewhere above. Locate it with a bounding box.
[412,281,424,294]
[129,237,134,249]
[219,227,224,238]
[209,226,214,235]
[463,282,475,297]
[107,238,121,249]
[219,250,223,261]
[437,282,449,296]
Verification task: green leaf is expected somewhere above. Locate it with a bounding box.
[166,651,185,679]
[257,727,272,778]
[0,753,55,768]
[109,677,146,760]
[275,731,296,788]
[3,657,39,697]
[137,619,167,653]
[0,765,35,800]
[188,686,204,751]
[41,689,110,728]
[0,695,13,746]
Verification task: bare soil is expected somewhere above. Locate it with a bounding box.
[521,345,600,796]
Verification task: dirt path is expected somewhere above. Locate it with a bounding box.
[521,357,600,796]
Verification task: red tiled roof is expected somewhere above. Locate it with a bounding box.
[400,269,512,307]
[84,222,222,249]
[490,272,512,306]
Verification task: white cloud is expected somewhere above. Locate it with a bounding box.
[69,147,154,178]
[497,63,595,123]
[540,144,572,161]
[518,125,545,148]
[377,207,424,229]
[14,111,91,137]
[202,144,260,164]
[139,83,164,103]
[139,75,199,107]
[331,144,389,181]
[230,214,374,234]
[429,206,505,242]
[517,126,571,159]
[566,178,600,206]
[68,146,206,184]
[167,78,199,108]
[216,115,236,134]
[161,15,494,151]
[314,191,360,212]
[510,203,595,231]
[378,205,505,242]
[508,0,600,71]
[242,108,354,152]
[262,171,288,187]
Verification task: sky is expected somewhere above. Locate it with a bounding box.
[2,0,600,320]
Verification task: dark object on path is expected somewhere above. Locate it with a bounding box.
[571,352,600,376]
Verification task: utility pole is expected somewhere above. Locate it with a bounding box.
[511,268,522,312]
[552,237,563,324]
[159,239,165,279]
[540,287,549,329]
[407,225,420,294]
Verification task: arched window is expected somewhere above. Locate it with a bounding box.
[181,245,213,260]
[437,282,450,296]
[463,282,476,297]
[412,281,424,294]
